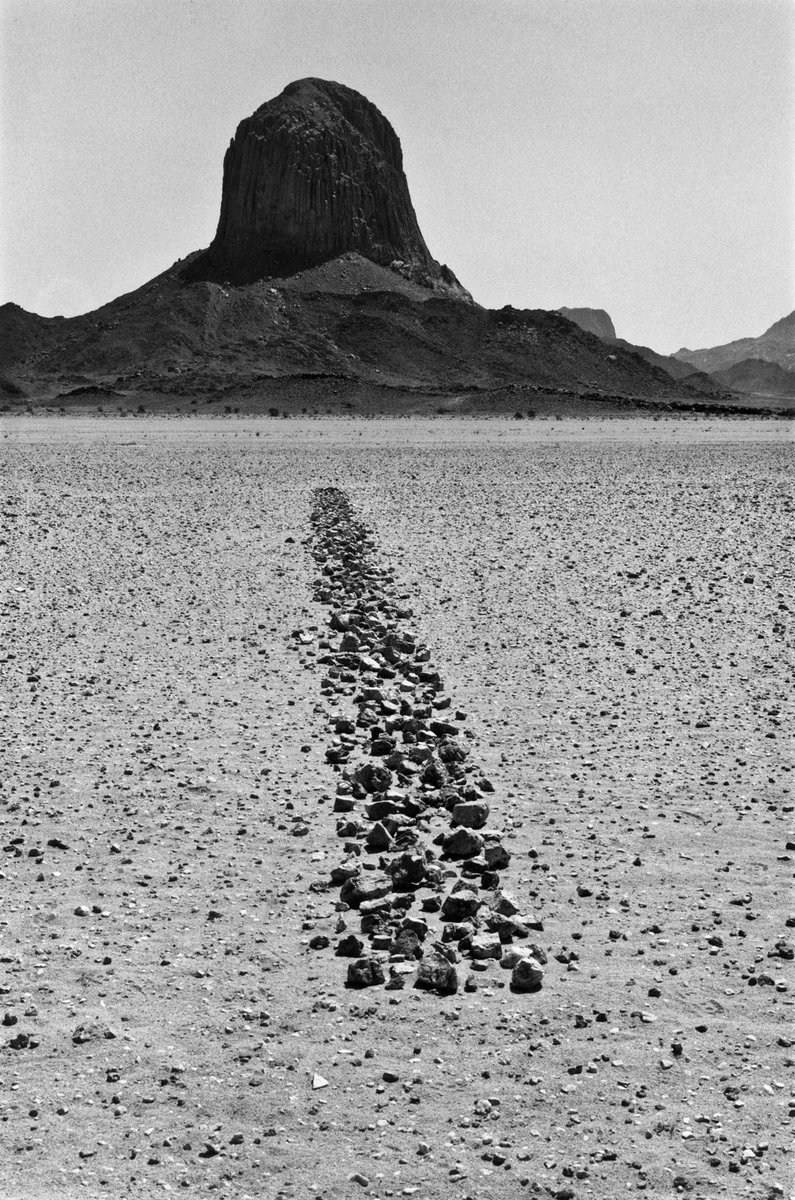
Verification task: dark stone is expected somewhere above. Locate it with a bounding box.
[387,851,427,890]
[483,841,511,870]
[393,928,423,959]
[442,828,484,860]
[336,934,365,957]
[339,872,392,908]
[441,890,481,923]
[72,1020,116,1044]
[415,950,458,994]
[353,762,394,794]
[365,822,393,851]
[347,957,386,988]
[421,759,446,788]
[451,800,489,829]
[511,956,545,991]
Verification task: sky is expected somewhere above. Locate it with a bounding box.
[1,0,792,354]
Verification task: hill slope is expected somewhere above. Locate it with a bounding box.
[674,311,795,373]
[1,253,695,401]
[710,357,795,397]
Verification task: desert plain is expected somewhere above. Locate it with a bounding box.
[0,414,792,1200]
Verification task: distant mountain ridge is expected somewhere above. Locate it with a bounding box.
[673,312,795,374]
[557,307,713,387]
[710,357,795,397]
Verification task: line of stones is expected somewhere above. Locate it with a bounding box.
[305,486,546,994]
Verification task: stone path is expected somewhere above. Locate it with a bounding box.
[302,487,546,995]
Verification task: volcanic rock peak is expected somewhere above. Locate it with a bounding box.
[193,77,469,297]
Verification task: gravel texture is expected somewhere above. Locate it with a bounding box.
[0,415,792,1200]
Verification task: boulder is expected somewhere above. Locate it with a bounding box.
[511,956,545,992]
[415,950,458,994]
[442,828,484,860]
[451,800,489,829]
[347,957,386,988]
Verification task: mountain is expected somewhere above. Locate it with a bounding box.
[709,357,795,397]
[558,306,716,390]
[0,79,752,411]
[558,308,616,341]
[674,312,795,374]
[185,78,469,300]
[0,255,692,400]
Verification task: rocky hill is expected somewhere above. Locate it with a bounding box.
[0,255,693,402]
[674,311,795,374]
[558,307,715,387]
[710,356,795,397]
[0,78,753,411]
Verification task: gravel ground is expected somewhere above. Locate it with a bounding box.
[1,415,792,1200]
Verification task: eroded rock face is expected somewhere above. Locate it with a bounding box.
[195,77,468,295]
[558,307,617,341]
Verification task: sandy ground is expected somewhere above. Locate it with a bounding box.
[1,415,792,1200]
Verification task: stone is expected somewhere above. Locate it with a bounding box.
[353,762,394,794]
[347,957,386,988]
[483,841,511,870]
[336,934,364,957]
[393,928,423,959]
[441,889,481,923]
[470,934,502,961]
[365,821,392,851]
[442,828,484,860]
[330,860,360,885]
[365,799,399,820]
[339,872,392,908]
[511,956,545,992]
[388,851,428,890]
[415,951,459,994]
[400,915,428,940]
[7,1032,38,1050]
[421,759,447,788]
[451,800,489,829]
[490,890,520,917]
[430,719,459,737]
[72,1020,117,1044]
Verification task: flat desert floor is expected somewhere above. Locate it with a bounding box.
[1,416,792,1200]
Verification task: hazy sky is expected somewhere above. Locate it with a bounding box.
[1,0,792,352]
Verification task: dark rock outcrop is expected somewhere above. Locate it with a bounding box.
[189,78,469,298]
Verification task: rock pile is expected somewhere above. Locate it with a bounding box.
[306,487,546,994]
